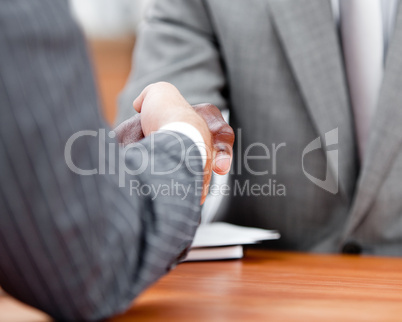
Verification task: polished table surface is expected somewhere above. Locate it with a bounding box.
[2,250,402,321]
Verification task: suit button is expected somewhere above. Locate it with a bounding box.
[342,241,362,255]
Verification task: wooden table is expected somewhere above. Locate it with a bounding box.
[2,250,402,321]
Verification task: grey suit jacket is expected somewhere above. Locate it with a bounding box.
[0,0,203,320]
[119,0,402,256]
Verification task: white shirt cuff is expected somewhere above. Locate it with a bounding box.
[159,122,207,169]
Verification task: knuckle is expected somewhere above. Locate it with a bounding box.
[215,125,235,145]
[200,103,219,113]
[155,81,176,91]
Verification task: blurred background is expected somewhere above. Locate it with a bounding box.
[69,0,150,125]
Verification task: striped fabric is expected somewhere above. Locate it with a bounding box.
[0,0,203,320]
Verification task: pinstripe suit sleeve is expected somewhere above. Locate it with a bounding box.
[0,0,203,320]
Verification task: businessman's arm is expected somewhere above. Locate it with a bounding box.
[0,1,210,320]
[117,0,233,175]
[117,0,228,122]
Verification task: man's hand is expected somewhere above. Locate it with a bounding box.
[114,82,235,204]
[121,82,214,203]
[132,83,210,140]
[114,93,234,176]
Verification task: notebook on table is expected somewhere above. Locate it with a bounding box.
[182,222,280,262]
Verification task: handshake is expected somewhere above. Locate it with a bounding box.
[114,82,235,204]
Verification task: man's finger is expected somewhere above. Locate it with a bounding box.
[213,152,232,175]
[193,104,234,175]
[113,114,144,145]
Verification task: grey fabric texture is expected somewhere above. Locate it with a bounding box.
[0,0,203,320]
[118,0,402,256]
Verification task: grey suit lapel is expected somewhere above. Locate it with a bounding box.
[268,0,358,199]
[342,2,402,238]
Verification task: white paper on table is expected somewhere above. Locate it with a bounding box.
[191,222,280,248]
